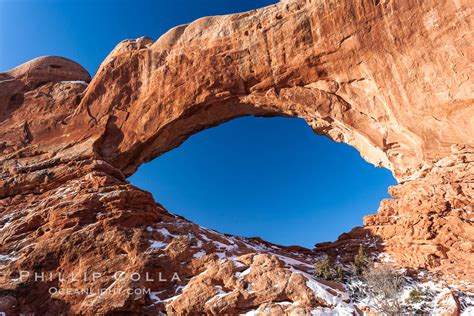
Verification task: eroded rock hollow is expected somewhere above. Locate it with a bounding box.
[0,0,472,314]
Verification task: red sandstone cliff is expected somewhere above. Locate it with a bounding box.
[0,0,473,314]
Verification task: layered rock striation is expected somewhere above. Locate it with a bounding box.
[0,0,473,314]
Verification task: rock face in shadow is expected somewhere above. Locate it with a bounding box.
[0,0,472,314]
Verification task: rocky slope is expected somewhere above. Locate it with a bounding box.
[0,0,473,314]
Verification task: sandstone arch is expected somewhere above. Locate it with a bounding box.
[0,0,472,313]
[67,0,471,180]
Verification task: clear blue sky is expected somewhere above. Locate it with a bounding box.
[130,117,395,247]
[1,0,396,247]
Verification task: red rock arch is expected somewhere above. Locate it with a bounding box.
[69,0,472,180]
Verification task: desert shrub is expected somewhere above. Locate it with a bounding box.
[314,256,332,279]
[405,287,434,313]
[347,255,435,314]
[314,256,345,281]
[333,265,344,282]
[407,287,426,302]
[363,265,406,315]
[351,245,371,276]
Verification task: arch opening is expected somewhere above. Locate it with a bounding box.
[129,116,396,247]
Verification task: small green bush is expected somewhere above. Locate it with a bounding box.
[333,265,345,282]
[314,257,332,279]
[405,287,433,313]
[408,287,425,303]
[351,246,371,275]
[314,256,345,281]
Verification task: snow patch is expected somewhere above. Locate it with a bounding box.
[149,291,162,303]
[211,285,230,299]
[271,252,312,268]
[214,240,237,251]
[235,267,251,279]
[193,250,206,259]
[156,227,175,237]
[232,260,247,268]
[0,214,13,232]
[462,306,474,315]
[0,254,16,262]
[61,80,88,85]
[149,240,167,249]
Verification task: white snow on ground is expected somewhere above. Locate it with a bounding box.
[460,295,474,314]
[210,285,230,300]
[216,252,236,260]
[303,273,352,312]
[232,259,246,268]
[311,306,353,315]
[156,227,175,237]
[270,252,313,268]
[193,238,203,248]
[199,233,211,242]
[242,241,268,253]
[462,306,474,315]
[197,269,209,277]
[377,252,395,263]
[235,267,251,279]
[149,291,162,303]
[147,226,176,237]
[149,240,167,249]
[215,287,228,297]
[0,214,12,232]
[56,186,78,199]
[0,254,16,262]
[173,285,185,295]
[148,289,168,305]
[145,225,182,250]
[245,283,255,293]
[214,240,238,251]
[60,80,88,85]
[1,242,37,265]
[193,250,207,258]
